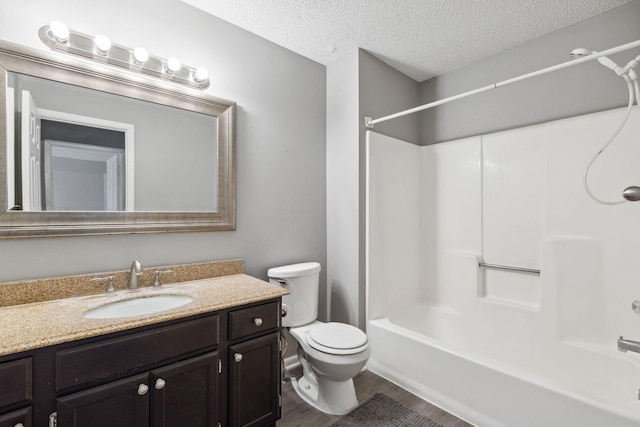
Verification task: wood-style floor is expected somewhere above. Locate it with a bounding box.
[278,367,473,427]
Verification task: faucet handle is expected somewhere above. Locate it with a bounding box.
[91,276,116,294]
[153,270,175,288]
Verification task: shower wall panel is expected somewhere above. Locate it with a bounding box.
[420,138,482,306]
[366,107,640,424]
[366,131,422,320]
[481,125,546,308]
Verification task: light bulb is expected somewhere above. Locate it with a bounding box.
[194,67,209,83]
[94,35,111,55]
[50,21,69,43]
[167,57,181,73]
[133,47,149,65]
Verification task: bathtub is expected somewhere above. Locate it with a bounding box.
[367,303,640,427]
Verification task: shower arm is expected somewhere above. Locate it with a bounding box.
[364,39,640,128]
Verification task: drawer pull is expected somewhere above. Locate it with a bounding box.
[234,353,243,363]
[253,317,263,326]
[138,383,149,395]
[15,423,24,427]
[155,378,166,390]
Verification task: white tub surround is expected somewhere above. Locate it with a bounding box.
[365,106,640,427]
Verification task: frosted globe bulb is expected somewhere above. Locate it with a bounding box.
[94,35,111,54]
[50,21,69,43]
[167,57,181,73]
[133,47,149,64]
[194,67,209,83]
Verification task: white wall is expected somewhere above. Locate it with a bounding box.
[367,107,640,417]
[366,131,421,320]
[370,106,640,333]
[420,137,482,307]
[0,0,327,303]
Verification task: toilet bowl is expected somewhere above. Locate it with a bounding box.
[289,321,370,415]
[268,262,370,415]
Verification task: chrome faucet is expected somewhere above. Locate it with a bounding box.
[129,260,143,291]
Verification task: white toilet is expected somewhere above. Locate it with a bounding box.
[268,262,370,415]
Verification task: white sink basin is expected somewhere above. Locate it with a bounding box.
[83,294,193,319]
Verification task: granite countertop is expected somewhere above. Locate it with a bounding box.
[0,273,288,357]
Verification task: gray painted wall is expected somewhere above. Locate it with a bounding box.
[0,0,327,317]
[359,51,419,146]
[418,0,640,145]
[326,50,359,325]
[326,49,419,328]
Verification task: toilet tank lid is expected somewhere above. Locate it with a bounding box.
[267,262,321,278]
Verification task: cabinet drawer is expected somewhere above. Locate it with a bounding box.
[0,358,32,409]
[0,406,31,427]
[56,315,219,391]
[229,302,279,340]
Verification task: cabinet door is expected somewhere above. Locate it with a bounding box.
[151,352,218,427]
[0,406,31,427]
[229,332,280,427]
[57,373,150,427]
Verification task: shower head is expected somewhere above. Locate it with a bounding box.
[623,186,640,202]
[570,47,622,73]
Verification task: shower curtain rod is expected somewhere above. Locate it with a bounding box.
[364,39,640,128]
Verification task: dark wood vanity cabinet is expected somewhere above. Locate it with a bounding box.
[229,333,280,427]
[151,352,219,427]
[57,372,151,427]
[0,406,32,427]
[227,301,281,427]
[0,357,32,427]
[57,352,219,427]
[0,297,281,427]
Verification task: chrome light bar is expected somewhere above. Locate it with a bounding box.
[38,21,210,90]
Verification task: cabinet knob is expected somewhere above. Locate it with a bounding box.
[138,383,149,395]
[14,423,24,427]
[234,352,243,363]
[253,317,263,326]
[155,378,166,390]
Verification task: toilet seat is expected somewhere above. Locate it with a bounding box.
[305,322,368,355]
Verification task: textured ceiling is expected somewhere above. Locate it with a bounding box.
[182,0,633,82]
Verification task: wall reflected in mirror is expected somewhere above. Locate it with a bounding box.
[6,72,218,212]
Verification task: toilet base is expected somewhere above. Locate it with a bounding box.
[291,375,359,415]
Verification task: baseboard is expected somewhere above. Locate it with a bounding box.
[284,355,300,371]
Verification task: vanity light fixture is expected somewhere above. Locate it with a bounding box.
[38,21,210,89]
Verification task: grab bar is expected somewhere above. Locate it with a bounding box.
[618,336,640,354]
[479,262,540,275]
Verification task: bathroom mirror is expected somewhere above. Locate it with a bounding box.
[0,39,235,237]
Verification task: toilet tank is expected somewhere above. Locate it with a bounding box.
[267,262,321,327]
